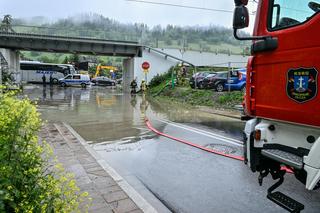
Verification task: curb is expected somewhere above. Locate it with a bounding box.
[62,122,158,213]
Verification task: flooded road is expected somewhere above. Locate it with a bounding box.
[24,84,244,143]
[24,85,320,213]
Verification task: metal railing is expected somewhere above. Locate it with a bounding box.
[9,24,141,42]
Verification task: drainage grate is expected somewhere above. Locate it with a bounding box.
[204,143,238,154]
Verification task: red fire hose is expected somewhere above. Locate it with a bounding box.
[145,118,244,161]
[145,118,293,173]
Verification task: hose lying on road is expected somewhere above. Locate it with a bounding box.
[145,117,293,173]
[145,118,244,161]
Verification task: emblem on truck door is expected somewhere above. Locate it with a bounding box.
[286,68,318,103]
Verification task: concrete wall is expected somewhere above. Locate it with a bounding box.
[133,48,249,87]
[0,48,20,84]
[154,48,248,67]
[123,58,135,93]
[134,49,177,87]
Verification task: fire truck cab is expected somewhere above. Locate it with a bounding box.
[233,0,320,211]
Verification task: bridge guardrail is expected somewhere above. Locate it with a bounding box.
[9,25,140,43]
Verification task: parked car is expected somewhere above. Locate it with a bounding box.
[59,74,90,88]
[116,78,123,84]
[224,68,246,92]
[91,76,116,86]
[202,69,247,92]
[189,72,216,89]
[202,72,228,91]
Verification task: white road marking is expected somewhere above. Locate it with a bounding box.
[155,118,244,147]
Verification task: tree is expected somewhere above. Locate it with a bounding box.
[164,38,172,46]
[70,54,79,64]
[39,55,53,63]
[30,51,40,57]
[62,56,69,64]
[0,15,14,32]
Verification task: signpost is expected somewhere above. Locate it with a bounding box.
[142,61,150,70]
[141,61,150,83]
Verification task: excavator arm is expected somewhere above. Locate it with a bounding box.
[93,65,118,78]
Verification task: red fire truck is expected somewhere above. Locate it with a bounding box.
[233,0,320,211]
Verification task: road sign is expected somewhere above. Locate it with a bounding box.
[142,61,150,70]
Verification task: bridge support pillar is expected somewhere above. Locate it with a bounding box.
[123,58,134,93]
[0,48,20,85]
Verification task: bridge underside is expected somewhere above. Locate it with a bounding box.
[0,33,143,57]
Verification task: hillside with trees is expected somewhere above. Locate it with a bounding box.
[12,13,250,58]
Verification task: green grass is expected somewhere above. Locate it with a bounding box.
[151,86,243,109]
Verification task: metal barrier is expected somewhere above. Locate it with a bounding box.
[10,24,140,42]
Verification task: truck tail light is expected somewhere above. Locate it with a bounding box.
[254,130,261,141]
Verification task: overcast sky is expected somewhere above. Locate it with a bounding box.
[0,0,256,31]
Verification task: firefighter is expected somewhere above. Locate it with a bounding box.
[42,74,46,86]
[180,65,187,85]
[49,74,53,86]
[130,78,138,94]
[140,80,147,93]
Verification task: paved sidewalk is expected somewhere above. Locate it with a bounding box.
[40,123,145,213]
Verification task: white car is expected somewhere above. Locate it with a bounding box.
[59,74,91,88]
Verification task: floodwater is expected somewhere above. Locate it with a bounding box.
[23,84,244,143]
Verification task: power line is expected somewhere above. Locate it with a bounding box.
[125,0,233,13]
[126,0,256,15]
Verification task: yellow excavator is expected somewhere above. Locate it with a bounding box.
[93,65,118,78]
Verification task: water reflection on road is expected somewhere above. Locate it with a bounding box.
[23,85,244,143]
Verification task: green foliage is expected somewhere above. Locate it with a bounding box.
[30,51,40,57]
[70,54,80,64]
[217,91,243,105]
[161,88,215,106]
[62,56,69,64]
[0,92,89,212]
[88,66,96,76]
[39,55,54,63]
[152,86,243,109]
[1,70,14,85]
[149,68,172,88]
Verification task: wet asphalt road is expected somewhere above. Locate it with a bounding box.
[24,85,320,213]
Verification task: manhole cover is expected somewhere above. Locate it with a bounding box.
[204,143,237,154]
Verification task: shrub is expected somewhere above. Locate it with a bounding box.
[217,91,243,105]
[149,68,173,88]
[0,91,89,212]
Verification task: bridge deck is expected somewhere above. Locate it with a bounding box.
[0,32,143,57]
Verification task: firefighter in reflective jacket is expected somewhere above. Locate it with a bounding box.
[140,80,147,93]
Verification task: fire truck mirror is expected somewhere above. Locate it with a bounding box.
[233,6,249,29]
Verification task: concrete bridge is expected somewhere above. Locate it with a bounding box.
[0,32,143,91]
[0,31,248,91]
[0,32,143,57]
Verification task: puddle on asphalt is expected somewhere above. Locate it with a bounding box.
[204,143,239,155]
[23,84,244,148]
